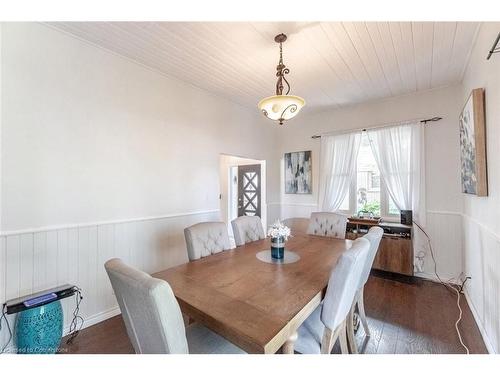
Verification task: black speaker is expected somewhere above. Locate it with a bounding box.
[400,210,413,225]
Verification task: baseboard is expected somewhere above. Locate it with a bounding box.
[463,289,496,354]
[370,269,415,284]
[63,306,121,338]
[372,269,463,286]
[414,271,461,285]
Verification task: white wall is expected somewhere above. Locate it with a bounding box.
[272,84,465,280]
[0,23,279,350]
[1,23,278,233]
[461,22,500,354]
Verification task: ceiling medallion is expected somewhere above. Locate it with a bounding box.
[258,33,305,125]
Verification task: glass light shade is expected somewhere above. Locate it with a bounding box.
[258,95,305,125]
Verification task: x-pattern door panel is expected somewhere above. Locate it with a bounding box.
[238,164,261,218]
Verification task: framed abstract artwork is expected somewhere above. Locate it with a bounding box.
[284,151,312,194]
[459,88,488,196]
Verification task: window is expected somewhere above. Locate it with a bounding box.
[369,171,380,190]
[338,133,400,219]
[338,188,350,211]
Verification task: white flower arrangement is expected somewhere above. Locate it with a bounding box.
[267,219,291,240]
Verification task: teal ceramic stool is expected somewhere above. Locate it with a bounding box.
[16,300,63,354]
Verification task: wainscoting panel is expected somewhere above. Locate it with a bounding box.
[419,211,463,280]
[277,204,463,280]
[266,203,282,227]
[463,214,500,353]
[279,203,317,220]
[0,209,220,352]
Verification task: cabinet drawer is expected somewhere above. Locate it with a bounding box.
[372,236,413,276]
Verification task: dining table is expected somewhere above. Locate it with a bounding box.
[153,233,353,354]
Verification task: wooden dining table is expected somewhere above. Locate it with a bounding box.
[153,233,352,354]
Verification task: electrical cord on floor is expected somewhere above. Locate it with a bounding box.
[0,304,13,354]
[459,277,472,294]
[413,221,470,354]
[66,287,84,345]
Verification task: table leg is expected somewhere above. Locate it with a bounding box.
[282,331,298,354]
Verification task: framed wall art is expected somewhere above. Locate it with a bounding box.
[459,88,488,196]
[284,151,312,194]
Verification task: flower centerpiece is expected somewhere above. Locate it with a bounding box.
[267,219,291,259]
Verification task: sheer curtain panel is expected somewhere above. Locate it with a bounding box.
[319,132,361,212]
[366,122,426,226]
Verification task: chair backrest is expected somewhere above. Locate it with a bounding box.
[320,238,370,331]
[307,212,347,239]
[231,216,265,246]
[104,258,188,354]
[282,217,310,235]
[184,222,231,261]
[358,226,384,289]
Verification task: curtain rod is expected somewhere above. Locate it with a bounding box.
[310,116,442,139]
[487,32,500,60]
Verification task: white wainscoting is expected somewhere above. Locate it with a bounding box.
[416,211,463,281]
[266,203,282,228]
[278,203,318,220]
[462,214,500,353]
[0,209,220,352]
[276,204,463,281]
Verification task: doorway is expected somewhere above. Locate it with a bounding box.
[237,164,261,217]
[219,154,266,240]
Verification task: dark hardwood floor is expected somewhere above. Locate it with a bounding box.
[353,276,486,354]
[60,275,487,354]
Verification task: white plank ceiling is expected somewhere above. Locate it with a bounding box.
[47,22,480,111]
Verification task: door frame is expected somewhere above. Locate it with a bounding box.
[219,154,267,238]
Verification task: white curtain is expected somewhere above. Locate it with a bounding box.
[366,121,426,226]
[319,132,361,212]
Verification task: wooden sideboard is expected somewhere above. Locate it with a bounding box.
[346,220,413,276]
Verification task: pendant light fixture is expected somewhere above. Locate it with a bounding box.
[258,33,305,125]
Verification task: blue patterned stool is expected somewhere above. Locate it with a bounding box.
[16,300,63,354]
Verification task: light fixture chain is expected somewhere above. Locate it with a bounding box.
[279,41,283,65]
[275,40,290,96]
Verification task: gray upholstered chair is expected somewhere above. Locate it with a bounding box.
[104,258,244,354]
[307,212,348,239]
[294,237,370,354]
[346,226,384,353]
[231,216,265,246]
[282,217,310,235]
[184,222,232,261]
